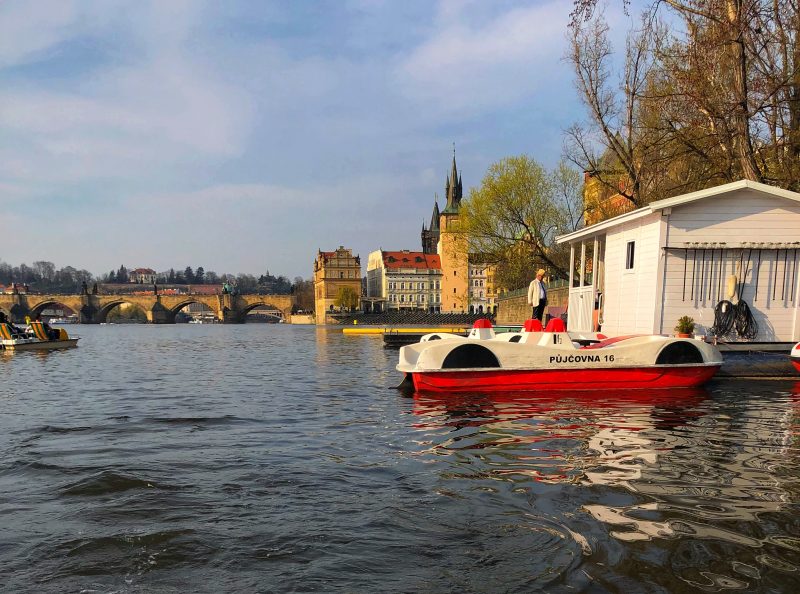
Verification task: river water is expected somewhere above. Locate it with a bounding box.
[1,324,799,593]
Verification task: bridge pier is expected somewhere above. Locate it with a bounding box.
[78,294,100,323]
[147,300,175,324]
[4,294,29,323]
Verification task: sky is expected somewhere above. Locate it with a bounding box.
[0,0,634,280]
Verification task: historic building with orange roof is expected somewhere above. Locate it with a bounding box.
[313,246,362,322]
[366,250,442,312]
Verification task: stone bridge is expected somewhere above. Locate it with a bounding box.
[0,292,295,324]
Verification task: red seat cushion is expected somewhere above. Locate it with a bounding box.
[523,319,543,332]
[544,318,566,332]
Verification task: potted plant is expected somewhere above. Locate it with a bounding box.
[675,315,695,338]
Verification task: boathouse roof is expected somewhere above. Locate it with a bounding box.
[556,179,800,245]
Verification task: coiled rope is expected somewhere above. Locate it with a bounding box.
[710,300,758,340]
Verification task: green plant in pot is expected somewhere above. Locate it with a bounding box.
[675,315,695,337]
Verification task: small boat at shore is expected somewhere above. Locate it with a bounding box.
[792,343,800,372]
[1,322,79,351]
[397,319,723,393]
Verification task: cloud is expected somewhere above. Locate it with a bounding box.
[0,0,591,278]
[395,1,569,115]
[0,0,81,67]
[0,1,252,188]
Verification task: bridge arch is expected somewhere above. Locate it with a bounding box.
[95,299,145,324]
[27,299,77,319]
[167,299,219,322]
[240,302,285,315]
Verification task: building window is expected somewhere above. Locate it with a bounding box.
[625,241,636,270]
[453,288,456,293]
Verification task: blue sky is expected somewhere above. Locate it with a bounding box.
[0,0,632,280]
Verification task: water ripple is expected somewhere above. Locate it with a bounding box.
[0,325,799,592]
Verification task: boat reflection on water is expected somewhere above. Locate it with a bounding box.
[409,388,708,485]
[407,385,800,578]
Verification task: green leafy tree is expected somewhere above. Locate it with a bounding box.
[334,286,359,311]
[457,156,583,289]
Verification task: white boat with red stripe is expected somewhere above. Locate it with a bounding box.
[397,318,722,393]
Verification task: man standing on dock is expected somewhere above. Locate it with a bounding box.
[528,269,547,322]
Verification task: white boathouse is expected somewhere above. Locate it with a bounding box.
[556,180,800,344]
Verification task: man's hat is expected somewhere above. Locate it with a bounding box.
[537,269,545,276]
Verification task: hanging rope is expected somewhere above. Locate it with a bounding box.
[710,300,736,337]
[710,248,758,340]
[734,300,759,339]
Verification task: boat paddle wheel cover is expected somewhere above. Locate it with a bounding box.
[655,342,704,365]
[523,319,543,332]
[442,344,501,369]
[544,318,566,332]
[473,319,493,329]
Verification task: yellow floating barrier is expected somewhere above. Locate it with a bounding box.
[342,327,467,335]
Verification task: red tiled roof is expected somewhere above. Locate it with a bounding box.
[132,268,156,274]
[382,251,441,270]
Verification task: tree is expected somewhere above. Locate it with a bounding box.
[195,266,205,284]
[117,265,128,283]
[236,273,258,293]
[457,156,584,288]
[32,261,55,283]
[565,9,662,207]
[334,286,359,311]
[292,278,315,312]
[568,1,800,201]
[184,266,195,284]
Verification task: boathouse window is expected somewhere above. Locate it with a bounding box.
[625,241,635,270]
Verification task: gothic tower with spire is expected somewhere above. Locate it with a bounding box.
[421,196,440,254]
[438,151,469,312]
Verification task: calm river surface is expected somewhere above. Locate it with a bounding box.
[1,324,799,593]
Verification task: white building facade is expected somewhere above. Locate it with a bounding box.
[366,250,442,312]
[468,262,490,314]
[556,180,800,343]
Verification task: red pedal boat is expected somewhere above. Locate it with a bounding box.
[397,319,722,393]
[791,342,800,373]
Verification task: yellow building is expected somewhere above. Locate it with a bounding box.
[583,171,636,226]
[313,246,362,324]
[438,156,469,313]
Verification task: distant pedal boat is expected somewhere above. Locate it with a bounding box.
[397,319,723,393]
[791,342,800,373]
[0,322,79,351]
